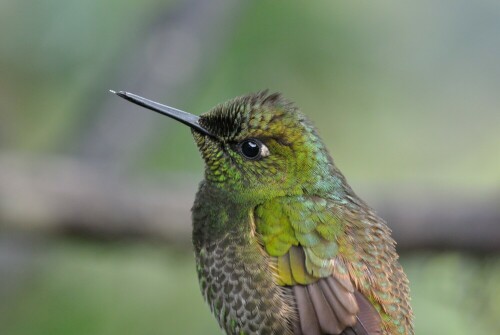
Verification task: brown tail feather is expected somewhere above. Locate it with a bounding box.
[347,292,382,335]
[293,278,381,335]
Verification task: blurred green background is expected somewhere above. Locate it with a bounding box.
[1,1,499,334]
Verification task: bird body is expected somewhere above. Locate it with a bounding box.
[114,90,414,335]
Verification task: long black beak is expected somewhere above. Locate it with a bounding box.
[110,90,212,136]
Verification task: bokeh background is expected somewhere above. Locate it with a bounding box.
[1,0,499,334]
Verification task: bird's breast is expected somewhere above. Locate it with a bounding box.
[195,232,296,335]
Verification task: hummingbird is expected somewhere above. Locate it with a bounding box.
[112,90,413,335]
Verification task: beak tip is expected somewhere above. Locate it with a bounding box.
[110,90,129,99]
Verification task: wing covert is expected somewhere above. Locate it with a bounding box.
[254,196,383,335]
[255,195,343,280]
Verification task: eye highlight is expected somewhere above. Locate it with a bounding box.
[239,139,270,160]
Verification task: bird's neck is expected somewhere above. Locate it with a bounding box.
[192,181,253,249]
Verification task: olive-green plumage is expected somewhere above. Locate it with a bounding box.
[114,90,414,335]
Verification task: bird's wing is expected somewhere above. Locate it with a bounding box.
[254,196,382,335]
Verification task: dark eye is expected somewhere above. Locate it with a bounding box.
[239,139,269,160]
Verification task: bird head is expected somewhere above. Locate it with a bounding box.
[113,90,346,204]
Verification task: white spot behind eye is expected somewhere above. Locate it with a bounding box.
[260,144,270,158]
